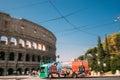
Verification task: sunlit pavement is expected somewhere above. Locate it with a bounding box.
[0,75,44,80]
[26,75,120,80]
[23,75,120,80]
[0,75,30,80]
[0,75,120,80]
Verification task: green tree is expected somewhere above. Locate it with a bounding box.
[104,35,110,57]
[103,35,111,72]
[77,32,120,73]
[86,47,97,56]
[107,33,120,54]
[111,54,120,74]
[97,36,105,71]
[85,47,98,71]
[77,55,84,60]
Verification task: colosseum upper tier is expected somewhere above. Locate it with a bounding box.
[0,12,56,76]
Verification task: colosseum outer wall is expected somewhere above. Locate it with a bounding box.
[0,12,56,76]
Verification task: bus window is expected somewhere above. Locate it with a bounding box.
[40,67,45,73]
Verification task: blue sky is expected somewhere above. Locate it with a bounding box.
[1,0,120,61]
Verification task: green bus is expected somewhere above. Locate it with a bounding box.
[39,62,62,78]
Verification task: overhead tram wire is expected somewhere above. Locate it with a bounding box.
[56,27,98,37]
[48,0,93,36]
[56,19,116,37]
[48,0,98,37]
[39,16,63,23]
[48,0,78,30]
[65,22,115,36]
[81,21,116,30]
[61,17,116,32]
[48,0,64,18]
[63,25,89,32]
[40,0,111,37]
[2,0,48,11]
[40,0,105,23]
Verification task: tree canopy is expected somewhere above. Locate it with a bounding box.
[77,32,120,73]
[103,33,120,55]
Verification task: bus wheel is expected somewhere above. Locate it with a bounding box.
[48,74,52,78]
[81,73,85,77]
[64,74,66,77]
[72,73,77,78]
[58,74,60,78]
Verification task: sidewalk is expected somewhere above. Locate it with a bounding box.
[0,75,30,80]
[90,70,120,77]
[90,74,120,77]
[0,74,120,80]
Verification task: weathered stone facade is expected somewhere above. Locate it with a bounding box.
[0,12,56,76]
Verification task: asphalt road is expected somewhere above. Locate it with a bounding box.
[0,75,120,80]
[24,76,120,80]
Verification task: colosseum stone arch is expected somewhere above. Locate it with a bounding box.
[0,12,56,76]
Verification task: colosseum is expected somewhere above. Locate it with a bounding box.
[0,12,56,76]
